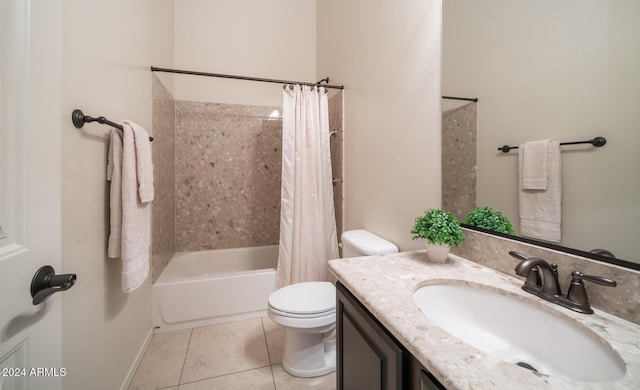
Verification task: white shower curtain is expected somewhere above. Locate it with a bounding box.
[275,85,340,287]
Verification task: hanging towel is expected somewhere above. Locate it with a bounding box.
[519,140,562,242]
[521,139,550,190]
[107,129,123,258]
[107,121,154,292]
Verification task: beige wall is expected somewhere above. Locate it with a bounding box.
[317,1,443,251]
[443,0,640,261]
[173,0,317,106]
[61,1,174,389]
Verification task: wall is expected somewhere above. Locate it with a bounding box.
[61,1,174,389]
[317,1,443,251]
[174,0,317,106]
[443,0,640,261]
[151,75,176,282]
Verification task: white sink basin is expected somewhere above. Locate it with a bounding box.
[413,282,626,382]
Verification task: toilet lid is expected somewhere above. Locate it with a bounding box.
[268,281,336,315]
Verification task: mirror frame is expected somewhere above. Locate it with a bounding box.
[461,225,640,271]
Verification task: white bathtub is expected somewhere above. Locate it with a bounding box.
[152,245,278,333]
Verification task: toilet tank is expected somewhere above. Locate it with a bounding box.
[341,230,399,258]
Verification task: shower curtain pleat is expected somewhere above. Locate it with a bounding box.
[275,85,339,287]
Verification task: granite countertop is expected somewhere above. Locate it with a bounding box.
[328,251,640,389]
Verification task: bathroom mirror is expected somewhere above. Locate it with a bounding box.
[442,0,640,268]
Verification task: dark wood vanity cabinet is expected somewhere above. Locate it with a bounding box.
[407,355,447,390]
[336,282,445,390]
[337,281,403,389]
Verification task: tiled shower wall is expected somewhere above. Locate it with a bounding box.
[329,91,344,242]
[175,102,283,251]
[174,97,344,252]
[151,82,344,272]
[151,75,176,282]
[442,102,477,221]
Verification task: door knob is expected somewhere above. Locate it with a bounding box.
[30,265,77,305]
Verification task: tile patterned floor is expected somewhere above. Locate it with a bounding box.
[128,317,336,390]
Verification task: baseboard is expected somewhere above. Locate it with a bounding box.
[120,328,154,390]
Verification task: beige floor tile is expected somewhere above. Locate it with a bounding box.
[261,317,285,365]
[129,329,192,390]
[271,364,336,390]
[178,367,275,390]
[180,318,270,383]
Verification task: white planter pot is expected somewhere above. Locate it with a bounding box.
[425,243,450,263]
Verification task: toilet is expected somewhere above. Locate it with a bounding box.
[267,229,399,377]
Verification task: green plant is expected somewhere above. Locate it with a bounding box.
[411,209,465,247]
[462,206,515,235]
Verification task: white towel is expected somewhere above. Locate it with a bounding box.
[128,120,155,203]
[107,121,154,292]
[107,129,123,258]
[521,139,550,190]
[519,140,562,242]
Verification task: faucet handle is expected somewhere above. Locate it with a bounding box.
[573,271,617,287]
[508,251,529,261]
[563,271,617,314]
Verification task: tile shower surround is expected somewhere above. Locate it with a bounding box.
[172,97,344,252]
[442,102,477,221]
[175,101,283,251]
[151,75,176,282]
[151,83,343,273]
[328,91,344,242]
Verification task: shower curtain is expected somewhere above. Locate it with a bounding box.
[275,85,340,287]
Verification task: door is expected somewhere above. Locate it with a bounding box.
[337,282,403,390]
[0,1,63,390]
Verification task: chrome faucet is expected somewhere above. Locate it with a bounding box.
[508,251,616,314]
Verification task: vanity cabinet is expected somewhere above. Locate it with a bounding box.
[408,354,447,390]
[336,282,445,390]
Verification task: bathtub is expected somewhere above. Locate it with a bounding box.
[152,245,278,333]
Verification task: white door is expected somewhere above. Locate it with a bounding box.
[0,1,63,390]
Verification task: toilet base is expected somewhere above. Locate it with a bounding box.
[281,327,336,377]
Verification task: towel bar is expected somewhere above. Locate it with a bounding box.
[72,109,153,141]
[498,137,605,153]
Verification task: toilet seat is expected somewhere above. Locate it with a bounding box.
[268,281,335,316]
[268,305,335,319]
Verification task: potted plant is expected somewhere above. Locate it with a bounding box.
[462,206,516,235]
[411,209,464,263]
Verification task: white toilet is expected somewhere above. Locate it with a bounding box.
[267,229,399,377]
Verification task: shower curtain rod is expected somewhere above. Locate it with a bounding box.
[150,66,345,90]
[442,95,478,102]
